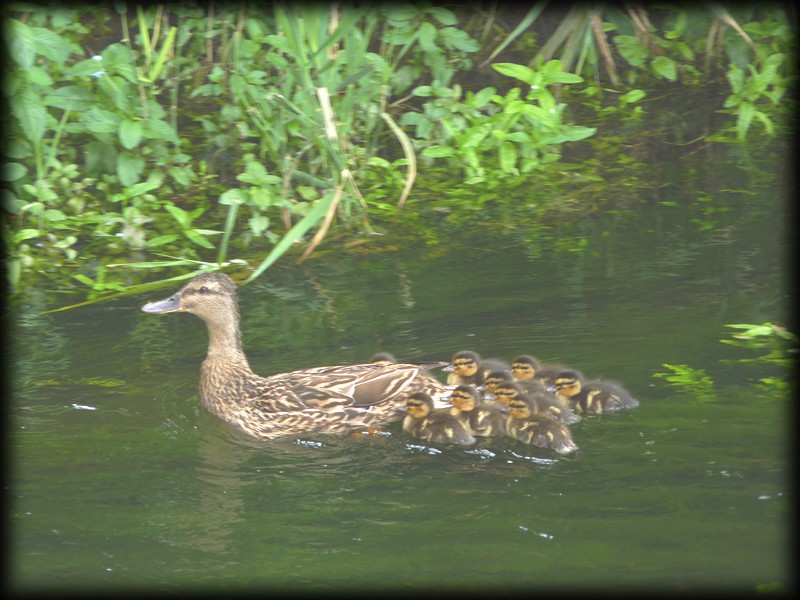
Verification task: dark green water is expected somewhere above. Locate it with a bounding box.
[8,143,790,592]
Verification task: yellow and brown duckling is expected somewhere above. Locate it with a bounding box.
[448,385,506,437]
[550,369,639,414]
[444,350,510,387]
[506,393,578,454]
[141,273,453,440]
[492,381,581,425]
[403,392,476,445]
[511,354,568,388]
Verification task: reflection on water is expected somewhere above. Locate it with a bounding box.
[9,145,789,591]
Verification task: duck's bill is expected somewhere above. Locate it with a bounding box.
[141,293,183,314]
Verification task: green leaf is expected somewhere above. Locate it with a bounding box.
[141,119,179,144]
[117,151,145,186]
[652,56,677,81]
[614,35,648,67]
[119,119,143,149]
[418,22,438,53]
[45,86,96,111]
[3,162,28,182]
[492,63,536,85]
[8,20,35,69]
[81,108,121,134]
[184,230,216,249]
[499,141,518,174]
[11,89,46,142]
[421,145,456,158]
[245,193,336,282]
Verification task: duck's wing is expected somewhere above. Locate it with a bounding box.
[263,363,432,408]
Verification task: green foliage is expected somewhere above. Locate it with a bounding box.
[652,363,718,403]
[3,5,793,298]
[405,59,596,183]
[653,323,795,399]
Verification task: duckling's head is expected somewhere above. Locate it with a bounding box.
[483,370,513,394]
[447,350,481,377]
[492,381,528,406]
[405,392,434,419]
[511,355,540,381]
[552,370,584,397]
[507,393,534,420]
[142,272,239,322]
[369,352,397,366]
[449,385,480,412]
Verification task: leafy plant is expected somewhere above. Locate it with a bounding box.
[652,363,718,402]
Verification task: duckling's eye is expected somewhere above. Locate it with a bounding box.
[453,360,475,367]
[512,365,532,371]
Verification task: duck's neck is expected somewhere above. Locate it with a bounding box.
[202,311,251,367]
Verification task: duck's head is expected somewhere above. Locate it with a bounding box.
[483,370,513,394]
[369,352,397,366]
[449,385,480,412]
[405,392,434,418]
[445,350,481,377]
[511,355,540,381]
[492,381,530,406]
[551,370,584,397]
[142,272,240,325]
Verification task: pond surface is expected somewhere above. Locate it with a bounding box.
[8,138,790,592]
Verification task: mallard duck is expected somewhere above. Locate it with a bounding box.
[506,393,578,454]
[403,392,476,445]
[511,354,568,388]
[448,384,506,437]
[550,369,639,414]
[492,381,581,424]
[141,272,452,440]
[444,350,510,387]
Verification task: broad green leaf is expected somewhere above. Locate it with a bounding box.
[117,151,145,186]
[81,108,121,134]
[421,146,456,158]
[119,119,143,149]
[8,20,35,69]
[652,56,677,81]
[492,63,536,85]
[45,86,95,111]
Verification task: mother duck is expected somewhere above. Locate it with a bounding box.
[141,272,450,440]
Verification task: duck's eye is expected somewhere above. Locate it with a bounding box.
[199,286,211,294]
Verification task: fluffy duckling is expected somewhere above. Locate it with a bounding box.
[403,392,476,446]
[550,370,639,414]
[492,381,581,425]
[369,352,397,365]
[506,393,578,454]
[444,350,510,387]
[482,369,546,401]
[448,385,506,437]
[511,354,568,388]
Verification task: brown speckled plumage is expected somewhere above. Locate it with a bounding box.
[142,272,450,439]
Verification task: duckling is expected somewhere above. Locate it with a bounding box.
[444,350,510,387]
[492,381,581,425]
[403,392,476,445]
[550,369,639,414]
[511,354,568,388]
[506,393,578,454]
[141,272,454,440]
[484,369,547,397]
[448,385,506,437]
[369,352,397,365]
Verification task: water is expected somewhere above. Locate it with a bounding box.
[8,142,790,592]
